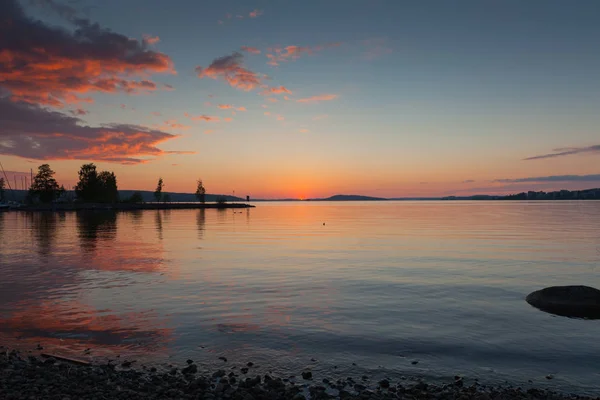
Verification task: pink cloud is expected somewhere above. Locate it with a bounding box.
[276,114,284,121]
[267,98,278,103]
[241,46,261,55]
[261,86,292,95]
[224,117,233,122]
[261,105,268,109]
[218,104,234,109]
[297,94,338,104]
[284,96,290,101]
[299,129,309,133]
[151,111,161,116]
[264,111,271,116]
[204,130,214,134]
[249,9,263,18]
[0,0,175,108]
[195,52,263,91]
[184,112,220,122]
[143,34,160,45]
[265,43,342,66]
[162,119,190,130]
[0,97,189,164]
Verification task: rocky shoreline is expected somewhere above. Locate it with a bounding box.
[1,349,598,400]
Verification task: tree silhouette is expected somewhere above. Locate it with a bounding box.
[75,164,119,203]
[125,191,144,203]
[29,164,64,203]
[163,193,171,203]
[154,178,164,202]
[75,163,100,202]
[195,179,206,203]
[98,171,119,203]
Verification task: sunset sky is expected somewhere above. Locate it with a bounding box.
[1,0,599,199]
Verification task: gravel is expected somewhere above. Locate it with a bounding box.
[1,349,598,399]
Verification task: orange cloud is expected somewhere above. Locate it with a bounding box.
[0,97,188,164]
[195,52,262,91]
[0,0,175,107]
[265,43,341,66]
[276,114,284,121]
[224,117,233,122]
[284,96,290,101]
[184,112,220,122]
[218,104,233,109]
[241,46,261,55]
[162,119,190,130]
[299,129,309,133]
[261,86,292,95]
[249,9,263,18]
[264,112,271,116]
[297,94,338,103]
[143,34,160,45]
[151,111,161,116]
[204,130,214,134]
[237,106,247,111]
[267,98,278,103]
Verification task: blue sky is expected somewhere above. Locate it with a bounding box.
[1,0,599,197]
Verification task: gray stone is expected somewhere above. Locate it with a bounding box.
[526,285,600,319]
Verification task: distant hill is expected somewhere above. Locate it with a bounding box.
[310,194,387,201]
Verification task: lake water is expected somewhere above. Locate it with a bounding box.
[1,201,600,394]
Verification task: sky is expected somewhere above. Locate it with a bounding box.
[1,0,600,199]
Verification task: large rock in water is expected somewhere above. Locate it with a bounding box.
[526,285,600,319]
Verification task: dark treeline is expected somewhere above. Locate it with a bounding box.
[20,163,217,205]
[443,188,600,200]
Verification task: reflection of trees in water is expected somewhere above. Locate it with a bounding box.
[216,208,227,223]
[128,210,143,225]
[154,210,170,241]
[155,210,163,240]
[76,211,117,253]
[196,209,205,239]
[29,212,65,259]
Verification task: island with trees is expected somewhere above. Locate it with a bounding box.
[2,163,253,211]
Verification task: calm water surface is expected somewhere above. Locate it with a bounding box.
[1,201,600,394]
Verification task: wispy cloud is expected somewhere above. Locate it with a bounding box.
[276,115,284,121]
[71,108,89,116]
[494,174,600,183]
[143,34,160,45]
[360,38,392,60]
[0,97,188,164]
[195,52,263,91]
[312,114,328,121]
[267,98,278,103]
[184,112,220,122]
[249,9,263,18]
[0,0,174,108]
[299,129,309,133]
[265,43,342,66]
[462,179,475,183]
[524,145,600,160]
[241,46,261,55]
[261,86,292,95]
[151,111,161,116]
[161,119,190,130]
[297,94,338,104]
[224,117,233,122]
[217,104,246,111]
[264,111,271,116]
[204,130,214,134]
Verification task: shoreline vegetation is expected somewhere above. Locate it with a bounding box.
[1,163,252,211]
[1,348,597,400]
